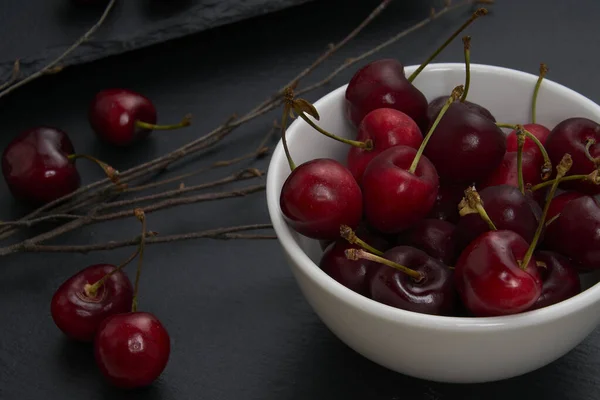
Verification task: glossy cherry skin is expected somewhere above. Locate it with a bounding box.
[454,185,542,252]
[89,88,157,147]
[345,59,429,130]
[454,230,542,317]
[369,246,456,315]
[280,158,362,240]
[427,96,496,126]
[423,102,506,184]
[545,191,585,223]
[543,196,600,271]
[426,183,465,224]
[320,240,379,297]
[529,251,581,310]
[362,146,439,234]
[397,219,456,265]
[1,127,81,205]
[50,264,133,342]
[544,117,600,195]
[479,150,543,191]
[347,108,422,185]
[505,123,551,156]
[94,312,170,388]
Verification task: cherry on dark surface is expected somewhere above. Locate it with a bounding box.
[454,185,542,252]
[348,246,456,315]
[529,251,581,310]
[1,126,81,205]
[397,219,456,266]
[347,108,422,185]
[94,311,170,389]
[543,195,600,271]
[89,88,191,147]
[426,183,465,224]
[544,117,600,195]
[50,263,134,342]
[280,158,363,240]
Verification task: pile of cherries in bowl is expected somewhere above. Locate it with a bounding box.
[278,34,600,319]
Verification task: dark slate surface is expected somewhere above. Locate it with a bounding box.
[0,0,314,79]
[1,0,600,399]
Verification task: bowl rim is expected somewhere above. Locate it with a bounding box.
[266,62,600,331]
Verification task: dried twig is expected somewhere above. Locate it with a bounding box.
[0,60,21,92]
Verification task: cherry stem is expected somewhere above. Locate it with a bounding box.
[520,153,573,270]
[496,123,552,180]
[135,114,192,131]
[407,8,488,83]
[131,209,147,313]
[339,224,384,256]
[460,36,471,102]
[584,138,600,165]
[68,154,122,186]
[459,186,498,231]
[516,127,526,194]
[408,85,463,174]
[84,247,141,298]
[281,88,295,171]
[345,248,423,281]
[531,63,548,124]
[530,171,599,191]
[297,113,373,150]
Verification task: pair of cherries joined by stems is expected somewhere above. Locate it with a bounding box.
[1,88,191,206]
[50,210,170,388]
[280,8,600,317]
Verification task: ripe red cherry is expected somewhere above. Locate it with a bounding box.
[50,264,133,342]
[398,219,456,265]
[423,102,506,184]
[367,246,456,315]
[427,96,495,126]
[544,117,600,195]
[529,251,581,310]
[506,123,551,156]
[347,108,422,185]
[94,312,170,388]
[1,126,81,205]
[478,150,543,190]
[345,59,429,130]
[543,195,600,271]
[427,183,465,224]
[361,146,439,234]
[454,230,542,317]
[280,158,362,240]
[544,191,585,223]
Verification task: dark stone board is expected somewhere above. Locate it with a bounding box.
[0,0,314,79]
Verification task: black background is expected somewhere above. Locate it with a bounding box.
[1,1,600,399]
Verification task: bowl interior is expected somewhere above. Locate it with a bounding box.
[267,63,600,324]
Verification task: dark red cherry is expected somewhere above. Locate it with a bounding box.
[320,240,379,296]
[280,158,362,240]
[398,219,456,265]
[369,246,456,315]
[426,183,465,224]
[479,150,543,190]
[1,126,81,205]
[454,185,542,252]
[94,312,170,388]
[506,123,551,156]
[50,264,133,342]
[345,59,429,130]
[427,96,495,126]
[347,108,422,185]
[545,191,585,223]
[454,230,542,317]
[423,102,506,184]
[361,146,439,234]
[529,251,581,310]
[545,117,600,195]
[543,195,600,271]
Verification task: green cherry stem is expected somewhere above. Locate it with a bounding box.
[135,114,192,131]
[340,224,384,256]
[496,122,552,180]
[84,247,141,298]
[520,153,572,270]
[297,113,373,150]
[531,63,548,124]
[68,153,122,186]
[459,186,498,231]
[516,127,526,194]
[408,85,463,174]
[407,8,488,83]
[281,88,296,171]
[460,36,471,102]
[345,248,423,282]
[131,209,148,313]
[530,170,599,191]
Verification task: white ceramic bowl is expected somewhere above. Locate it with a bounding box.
[266,63,600,383]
